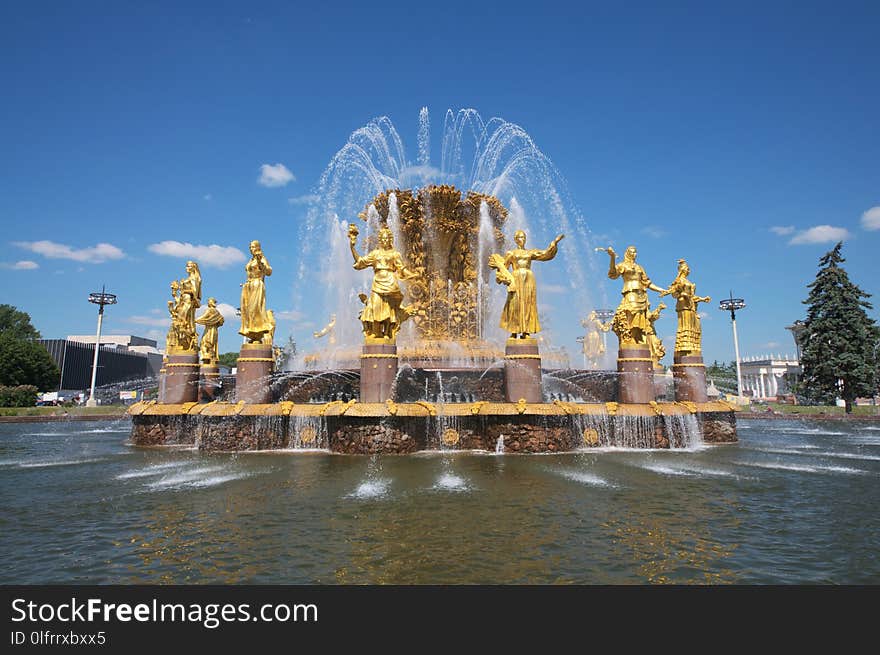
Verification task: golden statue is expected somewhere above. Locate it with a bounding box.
[490,230,564,339]
[580,310,611,368]
[603,245,666,347]
[349,224,417,342]
[239,240,273,344]
[645,302,667,367]
[263,309,276,346]
[661,258,710,354]
[314,314,337,345]
[447,232,469,283]
[164,261,201,354]
[195,297,224,365]
[165,280,180,352]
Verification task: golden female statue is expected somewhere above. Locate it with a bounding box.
[239,240,273,343]
[447,232,469,283]
[490,230,564,339]
[581,310,611,368]
[661,259,710,354]
[604,245,666,346]
[349,224,417,342]
[195,297,225,365]
[165,261,201,353]
[165,280,180,352]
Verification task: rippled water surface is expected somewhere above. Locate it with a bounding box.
[1,418,879,584]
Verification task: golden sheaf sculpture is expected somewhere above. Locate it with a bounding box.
[646,302,667,367]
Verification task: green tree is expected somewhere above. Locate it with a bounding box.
[218,351,239,368]
[0,304,41,339]
[0,385,39,407]
[0,332,60,393]
[706,360,738,395]
[800,242,880,413]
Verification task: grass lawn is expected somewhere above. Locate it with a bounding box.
[750,402,880,417]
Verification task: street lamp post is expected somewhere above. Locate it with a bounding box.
[786,319,806,361]
[85,286,117,407]
[719,292,746,399]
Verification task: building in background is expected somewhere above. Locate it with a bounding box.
[39,335,163,402]
[739,354,801,400]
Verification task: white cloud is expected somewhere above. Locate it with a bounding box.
[275,310,303,321]
[125,315,172,327]
[770,225,795,236]
[697,311,711,320]
[763,341,781,348]
[258,163,295,187]
[399,165,441,183]
[789,225,850,245]
[1,260,39,270]
[541,283,568,294]
[143,329,165,343]
[13,240,125,263]
[640,226,666,239]
[147,241,246,268]
[861,206,880,231]
[288,194,320,206]
[215,303,239,322]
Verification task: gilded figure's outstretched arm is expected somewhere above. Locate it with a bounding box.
[606,247,620,279]
[531,234,565,262]
[349,231,363,266]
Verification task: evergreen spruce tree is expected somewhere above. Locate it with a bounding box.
[800,242,880,413]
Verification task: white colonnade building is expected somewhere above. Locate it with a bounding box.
[739,354,801,400]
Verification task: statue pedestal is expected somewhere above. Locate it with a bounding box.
[653,365,671,400]
[360,343,398,402]
[673,353,708,402]
[504,338,542,403]
[236,343,273,403]
[617,345,654,404]
[199,364,221,402]
[160,352,199,404]
[157,362,167,403]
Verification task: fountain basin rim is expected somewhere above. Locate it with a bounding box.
[129,400,738,418]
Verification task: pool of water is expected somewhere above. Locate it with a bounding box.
[1,418,878,583]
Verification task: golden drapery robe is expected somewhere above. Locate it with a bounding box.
[171,272,201,352]
[669,277,702,353]
[239,254,273,342]
[353,248,409,330]
[610,261,652,337]
[196,305,225,364]
[583,317,608,360]
[499,242,559,334]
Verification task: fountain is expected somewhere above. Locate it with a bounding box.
[128,109,738,453]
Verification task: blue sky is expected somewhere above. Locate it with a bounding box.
[1,1,878,365]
